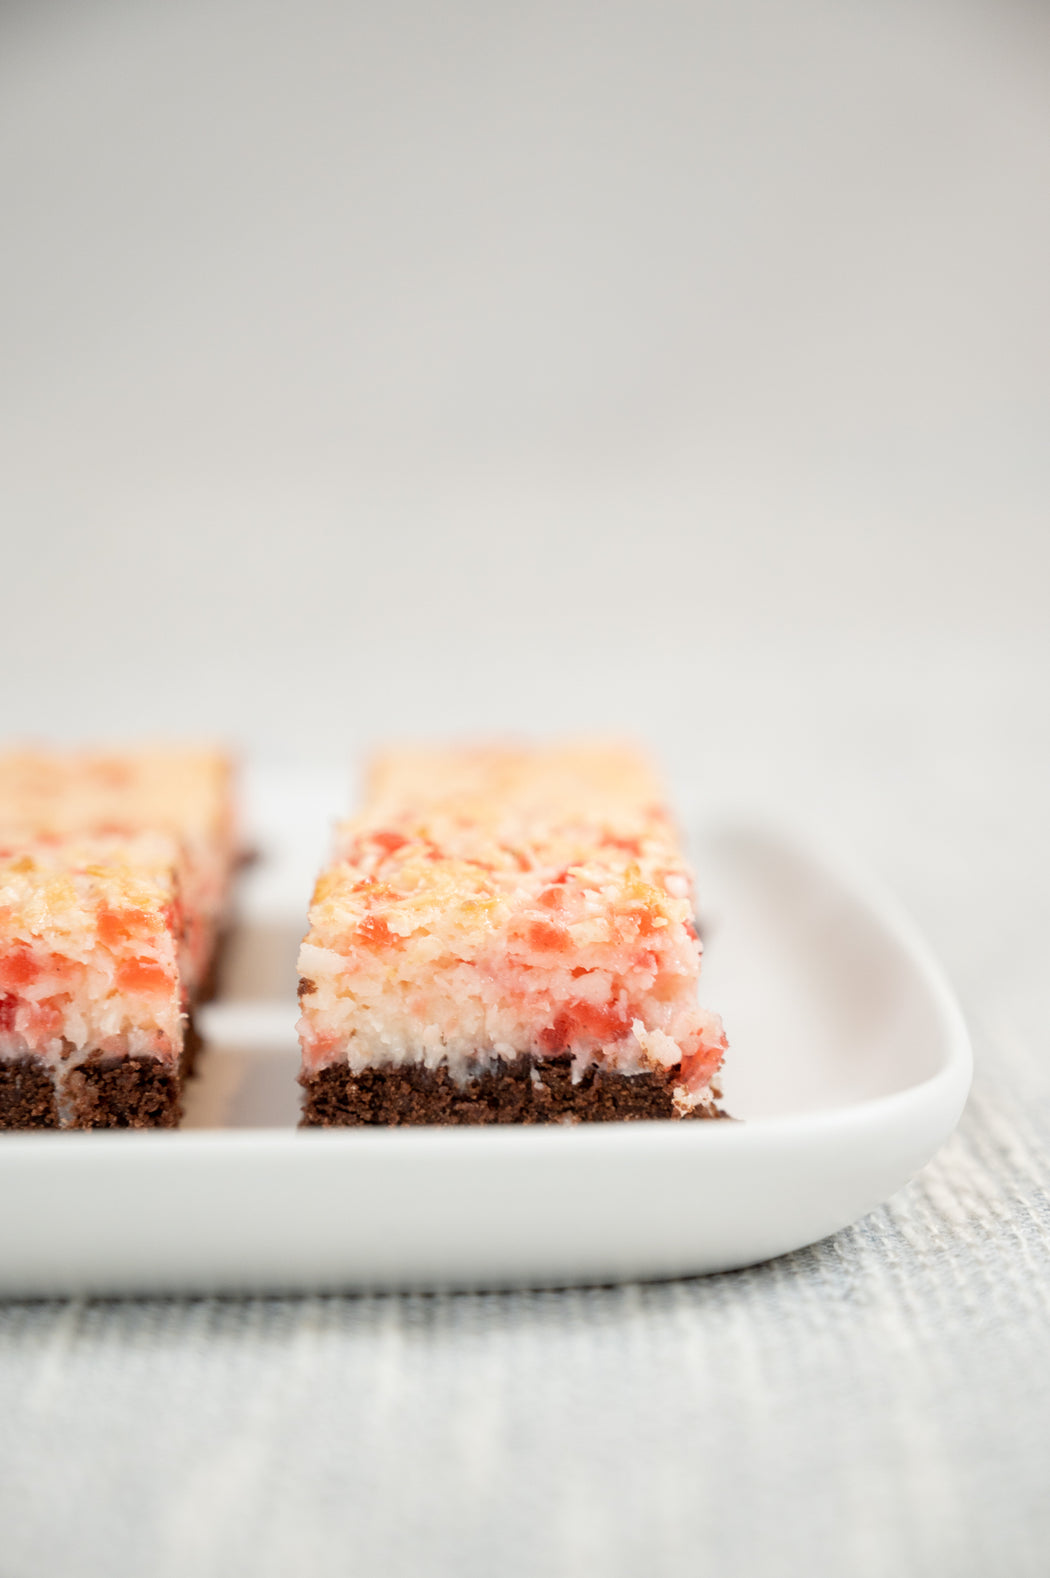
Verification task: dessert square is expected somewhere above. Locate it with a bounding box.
[0,833,186,1128]
[298,744,728,1125]
[0,746,236,1129]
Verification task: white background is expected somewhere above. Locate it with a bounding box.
[1,0,1047,775]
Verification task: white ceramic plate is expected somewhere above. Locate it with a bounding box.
[0,778,971,1297]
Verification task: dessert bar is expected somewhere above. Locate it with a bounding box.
[0,834,185,1127]
[0,747,236,1129]
[298,744,727,1125]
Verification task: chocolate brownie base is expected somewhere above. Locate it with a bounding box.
[300,1053,726,1127]
[0,1056,59,1129]
[64,1054,181,1129]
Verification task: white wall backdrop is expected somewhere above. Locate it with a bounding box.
[1,0,1046,805]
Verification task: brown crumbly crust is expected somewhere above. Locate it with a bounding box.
[0,1056,59,1129]
[63,1054,182,1129]
[300,1053,727,1127]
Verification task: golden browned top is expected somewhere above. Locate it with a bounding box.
[310,742,692,960]
[0,832,178,950]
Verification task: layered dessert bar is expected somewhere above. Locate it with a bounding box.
[0,747,237,1129]
[298,744,728,1125]
[0,834,186,1128]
